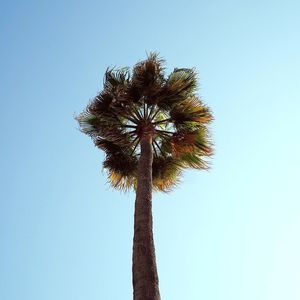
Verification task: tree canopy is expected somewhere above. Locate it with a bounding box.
[76,53,213,192]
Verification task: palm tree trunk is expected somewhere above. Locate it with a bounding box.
[132,133,161,300]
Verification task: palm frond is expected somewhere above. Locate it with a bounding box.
[104,152,137,175]
[178,152,210,170]
[103,67,129,92]
[152,156,182,192]
[131,52,165,104]
[76,112,133,147]
[95,138,130,154]
[104,148,138,191]
[170,97,213,129]
[87,91,114,115]
[157,68,198,110]
[107,170,137,192]
[172,128,212,157]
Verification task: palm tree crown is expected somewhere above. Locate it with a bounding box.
[76,53,213,192]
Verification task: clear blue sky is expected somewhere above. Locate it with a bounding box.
[1,1,300,299]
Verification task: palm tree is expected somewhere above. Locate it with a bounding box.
[76,53,213,300]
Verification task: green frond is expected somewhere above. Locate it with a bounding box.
[101,127,133,147]
[172,128,213,157]
[158,126,213,172]
[152,156,182,192]
[178,152,210,170]
[170,97,213,128]
[157,68,198,110]
[193,127,214,156]
[76,112,111,134]
[76,112,132,147]
[152,110,168,125]
[76,112,100,137]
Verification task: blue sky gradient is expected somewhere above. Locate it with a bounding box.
[1,1,300,299]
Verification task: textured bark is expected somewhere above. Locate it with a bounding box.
[132,133,161,300]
